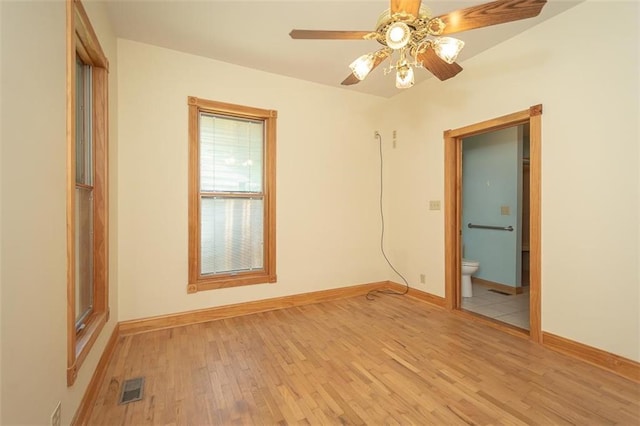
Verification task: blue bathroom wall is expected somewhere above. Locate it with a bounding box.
[462,126,523,287]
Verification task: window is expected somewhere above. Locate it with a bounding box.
[67,0,109,386]
[75,56,94,330]
[188,97,277,292]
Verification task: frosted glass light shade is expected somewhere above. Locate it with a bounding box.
[395,65,414,89]
[385,22,411,50]
[434,37,465,64]
[349,54,375,80]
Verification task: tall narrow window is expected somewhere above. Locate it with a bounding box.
[67,0,109,386]
[75,56,94,330]
[188,97,277,292]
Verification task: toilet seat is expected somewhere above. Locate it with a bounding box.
[462,259,479,267]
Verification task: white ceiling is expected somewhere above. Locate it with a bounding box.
[105,0,581,98]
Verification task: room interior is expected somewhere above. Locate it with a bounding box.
[1,0,639,424]
[459,124,531,328]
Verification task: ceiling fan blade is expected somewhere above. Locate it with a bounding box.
[438,0,547,35]
[341,50,391,86]
[341,74,361,86]
[289,30,373,40]
[417,49,463,81]
[390,0,422,17]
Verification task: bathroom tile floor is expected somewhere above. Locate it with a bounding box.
[461,282,530,330]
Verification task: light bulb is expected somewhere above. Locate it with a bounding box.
[389,26,406,42]
[349,54,375,80]
[385,22,411,50]
[434,37,464,64]
[395,64,414,89]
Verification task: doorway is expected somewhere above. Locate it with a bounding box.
[443,105,542,343]
[459,125,530,330]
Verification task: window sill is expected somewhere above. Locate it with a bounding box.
[67,311,107,386]
[188,273,277,293]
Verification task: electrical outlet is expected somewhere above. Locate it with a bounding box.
[429,200,441,211]
[51,402,61,426]
[420,274,426,284]
[392,130,397,148]
[374,130,380,139]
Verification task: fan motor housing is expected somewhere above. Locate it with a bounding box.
[373,7,442,49]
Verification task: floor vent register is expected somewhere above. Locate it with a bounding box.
[119,377,145,405]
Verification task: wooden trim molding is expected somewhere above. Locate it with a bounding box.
[73,0,107,69]
[447,109,531,138]
[67,0,111,387]
[528,109,542,343]
[68,312,107,385]
[444,105,542,343]
[386,282,446,308]
[66,0,77,387]
[443,130,460,311]
[543,332,640,383]
[471,277,524,295]
[120,281,391,335]
[187,96,277,293]
[71,324,120,426]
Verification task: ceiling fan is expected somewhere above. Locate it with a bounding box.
[289,0,547,89]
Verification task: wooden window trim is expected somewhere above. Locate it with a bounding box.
[187,96,277,293]
[66,0,109,386]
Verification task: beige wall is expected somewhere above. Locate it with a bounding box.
[375,0,639,361]
[0,0,119,424]
[116,39,389,320]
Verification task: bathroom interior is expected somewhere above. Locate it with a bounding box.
[460,124,530,330]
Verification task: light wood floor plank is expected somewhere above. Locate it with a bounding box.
[88,295,640,425]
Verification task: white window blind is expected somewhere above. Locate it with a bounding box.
[75,56,92,186]
[75,57,94,328]
[199,113,265,275]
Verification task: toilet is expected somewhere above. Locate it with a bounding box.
[461,259,480,298]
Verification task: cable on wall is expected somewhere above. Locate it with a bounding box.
[367,131,410,300]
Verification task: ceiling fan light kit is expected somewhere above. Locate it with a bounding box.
[289,0,547,89]
[433,37,466,64]
[385,21,412,50]
[349,54,375,81]
[395,63,415,89]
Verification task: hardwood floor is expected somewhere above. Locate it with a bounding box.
[88,295,640,425]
